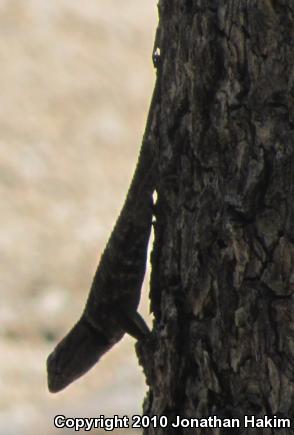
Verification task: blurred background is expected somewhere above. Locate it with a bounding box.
[0,0,157,433]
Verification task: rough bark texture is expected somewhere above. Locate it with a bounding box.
[137,1,294,434]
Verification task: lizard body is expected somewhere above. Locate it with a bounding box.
[47,77,160,393]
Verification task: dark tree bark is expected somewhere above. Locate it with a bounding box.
[137,1,294,434]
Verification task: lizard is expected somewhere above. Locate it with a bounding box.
[46,66,161,393]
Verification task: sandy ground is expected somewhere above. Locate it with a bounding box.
[0,1,157,433]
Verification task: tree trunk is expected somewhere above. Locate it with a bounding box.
[137,1,294,434]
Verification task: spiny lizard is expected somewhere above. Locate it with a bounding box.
[46,74,160,393]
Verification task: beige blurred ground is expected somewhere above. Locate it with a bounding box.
[0,1,157,433]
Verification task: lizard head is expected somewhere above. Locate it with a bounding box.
[47,317,110,393]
